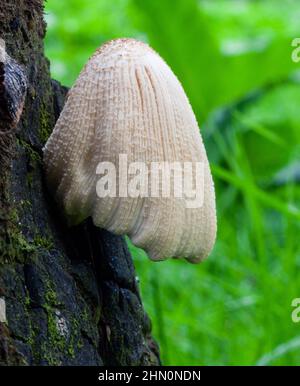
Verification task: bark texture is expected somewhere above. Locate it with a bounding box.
[0,0,160,366]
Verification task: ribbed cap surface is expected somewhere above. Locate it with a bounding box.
[43,38,217,262]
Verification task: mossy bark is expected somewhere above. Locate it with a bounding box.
[0,0,160,366]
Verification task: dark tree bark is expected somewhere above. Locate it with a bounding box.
[0,0,160,366]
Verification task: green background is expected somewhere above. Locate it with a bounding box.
[45,0,300,365]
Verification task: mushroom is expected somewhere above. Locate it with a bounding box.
[0,38,27,132]
[43,38,217,262]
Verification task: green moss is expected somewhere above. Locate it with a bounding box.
[0,207,37,263]
[26,172,34,188]
[15,138,41,188]
[25,294,31,307]
[40,342,61,366]
[9,208,19,222]
[81,308,89,322]
[0,228,55,264]
[0,226,36,263]
[39,102,52,143]
[21,288,36,347]
[43,278,60,308]
[40,281,82,362]
[42,307,82,362]
[0,205,56,264]
[20,199,32,209]
[1,205,55,263]
[47,310,65,349]
[77,338,84,350]
[34,235,54,250]
[16,138,41,164]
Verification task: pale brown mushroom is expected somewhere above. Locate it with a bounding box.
[43,38,217,263]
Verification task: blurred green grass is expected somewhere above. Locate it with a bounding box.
[45,0,300,365]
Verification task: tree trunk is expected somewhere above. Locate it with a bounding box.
[0,0,160,366]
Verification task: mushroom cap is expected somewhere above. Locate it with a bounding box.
[43,38,217,262]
